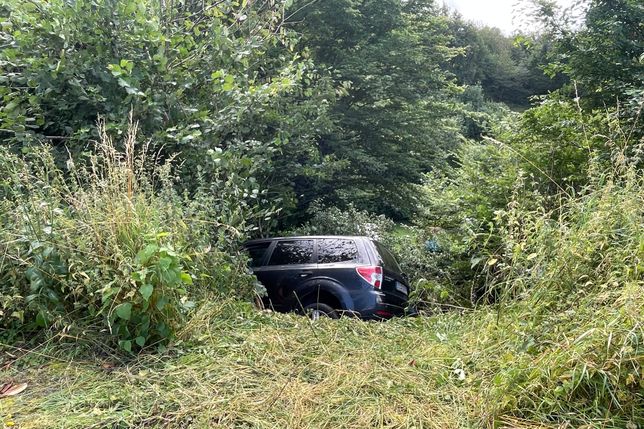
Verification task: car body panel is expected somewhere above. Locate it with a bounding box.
[244,236,410,319]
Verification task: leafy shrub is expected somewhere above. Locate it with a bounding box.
[0,120,258,351]
[383,227,463,309]
[0,0,335,230]
[457,84,513,139]
[289,202,395,241]
[478,153,644,425]
[418,136,526,303]
[417,100,634,304]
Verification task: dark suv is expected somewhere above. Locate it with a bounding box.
[244,236,410,319]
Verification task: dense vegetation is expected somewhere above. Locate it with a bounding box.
[1,0,642,427]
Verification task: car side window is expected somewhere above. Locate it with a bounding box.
[268,240,314,265]
[245,242,271,267]
[318,238,359,264]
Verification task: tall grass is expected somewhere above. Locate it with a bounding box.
[0,118,256,350]
[1,115,641,427]
[2,155,641,427]
[477,146,643,426]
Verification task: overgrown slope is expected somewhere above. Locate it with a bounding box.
[2,168,642,428]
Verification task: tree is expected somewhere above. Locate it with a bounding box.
[530,0,644,113]
[0,0,338,233]
[446,12,565,107]
[285,0,461,220]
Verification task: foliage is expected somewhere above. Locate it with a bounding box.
[0,0,335,225]
[446,14,566,108]
[455,84,511,139]
[417,97,641,303]
[0,120,257,351]
[0,0,641,424]
[526,0,644,115]
[4,189,642,426]
[381,227,458,308]
[288,202,394,241]
[480,154,643,425]
[287,0,462,220]
[497,159,643,303]
[418,135,524,302]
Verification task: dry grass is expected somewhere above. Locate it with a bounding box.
[1,304,467,428]
[1,284,641,429]
[1,127,641,429]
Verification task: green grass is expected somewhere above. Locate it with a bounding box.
[1,125,641,429]
[2,285,641,428]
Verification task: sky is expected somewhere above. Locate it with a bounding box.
[442,0,577,34]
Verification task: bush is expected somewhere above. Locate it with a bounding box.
[417,100,635,304]
[418,136,526,304]
[0,120,258,351]
[289,202,395,240]
[0,0,334,229]
[477,155,644,425]
[383,227,464,309]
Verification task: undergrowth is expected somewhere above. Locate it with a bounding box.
[0,119,257,352]
[1,157,642,428]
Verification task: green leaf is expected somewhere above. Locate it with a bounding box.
[470,256,484,269]
[222,74,235,91]
[107,63,122,77]
[157,256,173,269]
[139,284,154,301]
[135,244,158,265]
[115,302,132,320]
[134,336,146,347]
[120,59,133,73]
[180,272,193,285]
[35,310,48,327]
[156,296,169,311]
[3,100,19,112]
[119,340,132,352]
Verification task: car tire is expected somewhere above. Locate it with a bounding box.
[302,302,340,320]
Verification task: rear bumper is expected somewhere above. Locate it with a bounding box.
[352,290,408,320]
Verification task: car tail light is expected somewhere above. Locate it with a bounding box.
[356,266,383,289]
[374,310,393,318]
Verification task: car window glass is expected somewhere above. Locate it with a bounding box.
[245,242,271,267]
[268,240,314,265]
[374,241,402,273]
[318,239,359,264]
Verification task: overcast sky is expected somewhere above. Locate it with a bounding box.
[442,0,577,34]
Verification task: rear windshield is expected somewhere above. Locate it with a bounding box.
[374,241,402,273]
[245,242,271,267]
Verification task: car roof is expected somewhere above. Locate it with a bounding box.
[244,235,372,245]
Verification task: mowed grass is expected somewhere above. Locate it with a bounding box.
[1,304,469,429]
[2,282,642,429]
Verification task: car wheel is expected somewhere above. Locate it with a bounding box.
[302,302,340,320]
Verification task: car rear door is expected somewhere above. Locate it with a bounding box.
[373,241,409,298]
[258,239,316,311]
[315,237,366,287]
